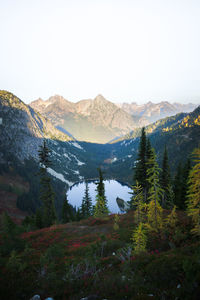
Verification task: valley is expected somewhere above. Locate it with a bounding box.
[1,90,200,300]
[1,90,200,219]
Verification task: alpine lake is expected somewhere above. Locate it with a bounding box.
[67,180,132,214]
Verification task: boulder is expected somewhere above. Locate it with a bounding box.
[30,295,41,300]
[116,197,130,212]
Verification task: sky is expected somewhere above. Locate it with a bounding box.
[1,0,200,104]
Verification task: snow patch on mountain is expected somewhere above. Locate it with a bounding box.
[70,141,84,150]
[76,159,85,166]
[47,168,73,186]
[63,153,71,160]
[73,170,80,175]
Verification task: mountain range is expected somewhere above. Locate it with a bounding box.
[1,89,200,219]
[30,94,197,143]
[117,101,196,122]
[30,94,146,143]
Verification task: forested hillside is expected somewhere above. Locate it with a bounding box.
[1,91,200,221]
[0,126,200,299]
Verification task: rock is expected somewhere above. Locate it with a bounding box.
[80,295,99,300]
[116,197,130,212]
[30,295,41,300]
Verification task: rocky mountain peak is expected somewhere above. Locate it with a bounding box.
[94,94,108,103]
[0,91,72,162]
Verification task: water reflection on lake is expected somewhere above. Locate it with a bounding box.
[67,180,132,214]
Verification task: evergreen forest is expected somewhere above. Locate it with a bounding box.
[0,128,200,300]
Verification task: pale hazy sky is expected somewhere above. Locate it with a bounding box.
[1,0,200,104]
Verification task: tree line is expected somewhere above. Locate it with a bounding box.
[130,127,200,253]
[22,139,109,229]
[18,128,200,239]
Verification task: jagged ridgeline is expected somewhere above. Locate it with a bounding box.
[30,94,197,143]
[30,94,145,143]
[0,90,200,218]
[0,91,105,216]
[107,105,200,182]
[0,90,99,184]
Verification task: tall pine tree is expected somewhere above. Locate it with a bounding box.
[187,148,200,236]
[62,193,72,223]
[160,146,173,208]
[173,163,183,209]
[94,168,109,217]
[146,148,163,231]
[181,159,191,209]
[81,182,93,218]
[130,181,145,224]
[134,127,148,201]
[38,139,56,227]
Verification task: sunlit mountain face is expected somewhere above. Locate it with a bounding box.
[30,94,198,143]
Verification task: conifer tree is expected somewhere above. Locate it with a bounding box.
[35,208,43,229]
[94,195,109,217]
[187,148,200,236]
[165,205,178,229]
[146,148,163,231]
[173,163,183,209]
[160,146,173,208]
[62,193,72,223]
[81,182,93,218]
[38,139,56,227]
[94,168,109,217]
[181,159,191,209]
[131,222,147,254]
[145,138,154,199]
[76,207,82,221]
[130,181,145,224]
[146,138,153,161]
[134,128,147,199]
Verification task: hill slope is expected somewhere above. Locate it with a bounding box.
[1,90,200,219]
[104,106,200,182]
[0,211,199,299]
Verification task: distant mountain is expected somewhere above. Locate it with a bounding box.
[30,95,198,143]
[117,101,197,123]
[30,94,147,143]
[105,106,200,183]
[1,90,200,220]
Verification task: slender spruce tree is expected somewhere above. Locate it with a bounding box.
[145,138,154,200]
[173,163,183,209]
[146,138,153,161]
[131,222,147,254]
[81,182,93,218]
[181,159,191,209]
[62,193,72,223]
[160,146,173,208]
[94,168,109,217]
[187,148,200,236]
[38,139,56,227]
[130,181,145,224]
[35,208,43,229]
[76,207,82,221]
[134,127,148,201]
[146,148,163,231]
